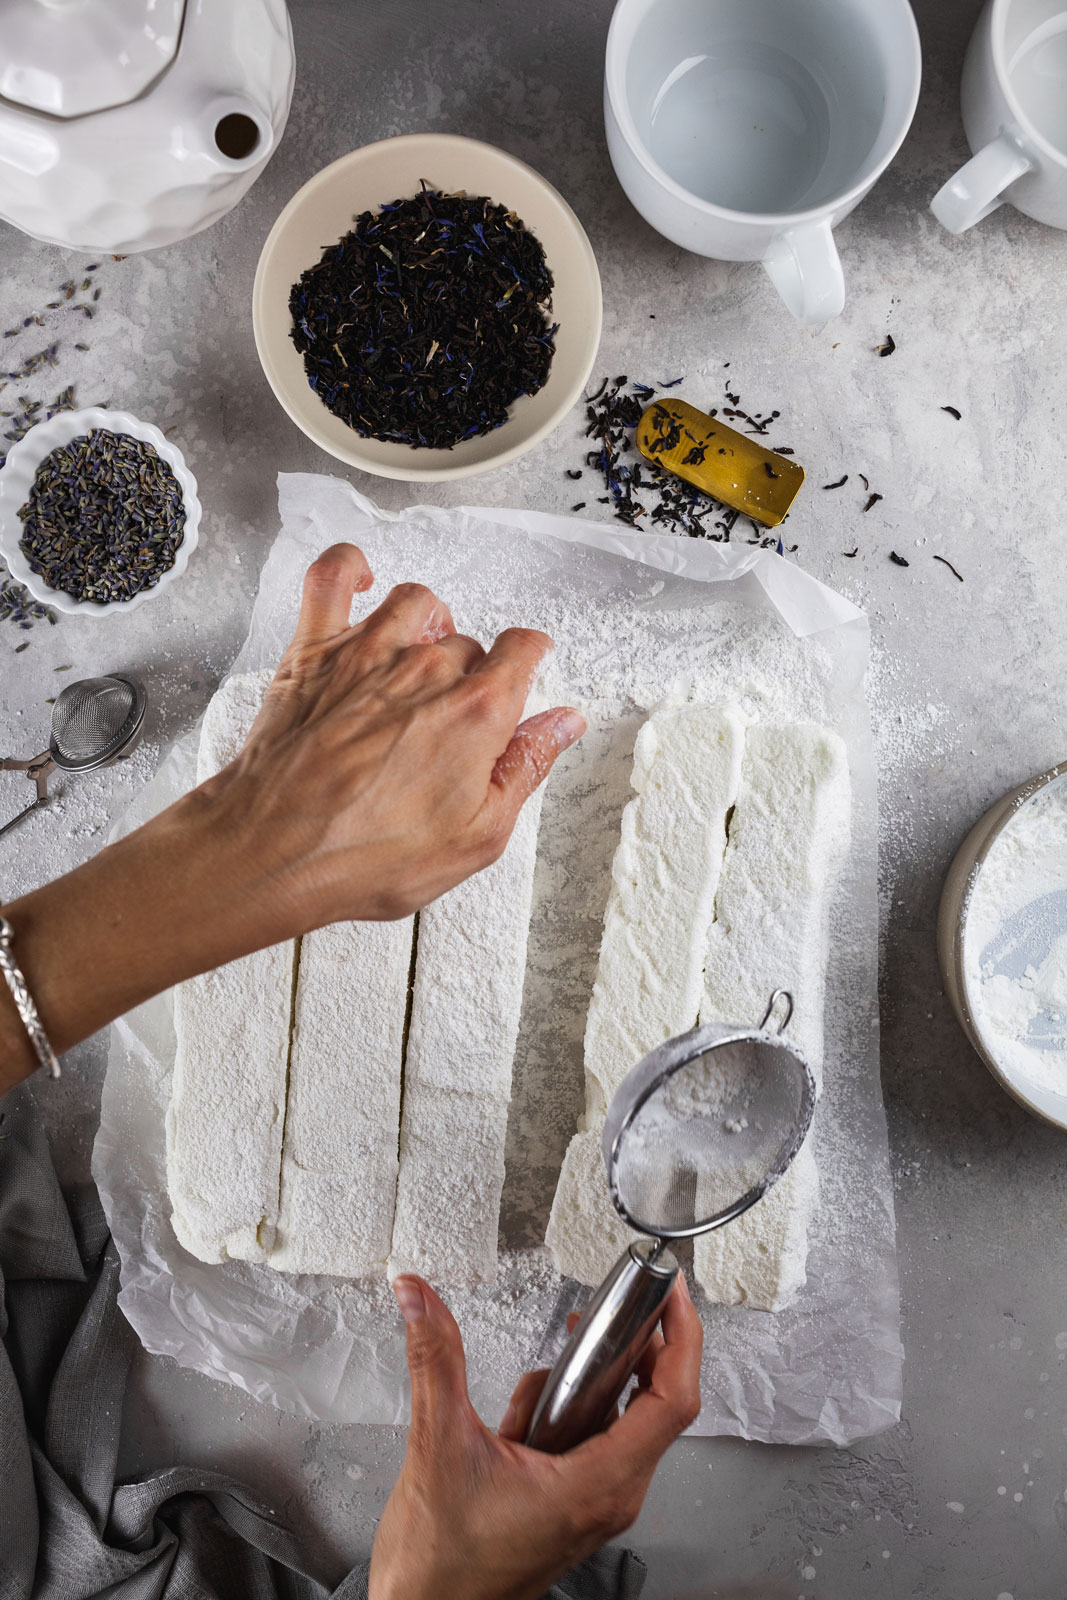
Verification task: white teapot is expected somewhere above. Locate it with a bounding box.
[0,0,295,254]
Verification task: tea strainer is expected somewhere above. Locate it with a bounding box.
[0,674,147,839]
[525,991,816,1453]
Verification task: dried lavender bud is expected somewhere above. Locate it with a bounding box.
[18,429,185,603]
[0,576,57,630]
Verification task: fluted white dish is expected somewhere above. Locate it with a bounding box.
[0,407,201,617]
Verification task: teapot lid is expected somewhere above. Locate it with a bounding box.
[0,0,185,118]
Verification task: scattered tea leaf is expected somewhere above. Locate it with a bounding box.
[934,554,964,581]
[941,405,962,420]
[889,551,909,566]
[863,493,883,512]
[877,334,896,357]
[573,376,790,543]
[823,474,848,490]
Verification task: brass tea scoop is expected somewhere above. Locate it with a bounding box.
[636,398,804,527]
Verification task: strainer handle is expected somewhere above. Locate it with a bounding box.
[0,754,54,839]
[525,1241,679,1454]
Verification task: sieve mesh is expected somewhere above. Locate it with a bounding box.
[51,677,139,764]
[609,1034,815,1238]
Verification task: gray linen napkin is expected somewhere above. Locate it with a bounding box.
[0,1085,646,1600]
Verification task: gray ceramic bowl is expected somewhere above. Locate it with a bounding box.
[938,761,1067,1129]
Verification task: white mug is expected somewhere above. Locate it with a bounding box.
[604,0,922,325]
[931,0,1067,234]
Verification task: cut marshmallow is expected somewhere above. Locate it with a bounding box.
[168,670,293,1264]
[268,915,414,1277]
[547,702,746,1285]
[693,1136,820,1311]
[695,721,850,1310]
[699,722,850,1082]
[389,784,544,1286]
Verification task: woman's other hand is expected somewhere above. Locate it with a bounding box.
[369,1273,703,1600]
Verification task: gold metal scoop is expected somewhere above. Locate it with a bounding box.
[636,398,804,528]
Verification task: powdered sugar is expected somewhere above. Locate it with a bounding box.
[963,776,1067,1098]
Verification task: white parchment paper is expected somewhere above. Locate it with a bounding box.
[93,473,901,1445]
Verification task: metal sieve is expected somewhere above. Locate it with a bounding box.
[0,673,146,838]
[525,992,816,1454]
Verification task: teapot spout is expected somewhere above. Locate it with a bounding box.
[199,95,274,171]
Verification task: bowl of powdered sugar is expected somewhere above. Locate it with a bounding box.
[939,762,1067,1128]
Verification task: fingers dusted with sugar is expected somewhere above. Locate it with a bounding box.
[292,543,374,646]
[473,624,553,687]
[351,580,457,657]
[491,707,587,814]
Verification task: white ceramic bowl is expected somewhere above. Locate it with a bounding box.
[0,407,200,617]
[938,761,1067,1129]
[252,133,603,481]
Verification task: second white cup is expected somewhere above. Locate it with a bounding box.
[604,0,922,325]
[931,0,1067,234]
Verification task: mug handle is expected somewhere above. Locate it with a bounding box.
[931,131,1034,234]
[762,219,845,326]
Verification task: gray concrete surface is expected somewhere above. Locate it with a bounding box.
[2,0,1066,1594]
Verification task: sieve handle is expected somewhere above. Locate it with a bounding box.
[525,1240,678,1454]
[0,754,54,839]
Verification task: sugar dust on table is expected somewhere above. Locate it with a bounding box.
[289,184,558,450]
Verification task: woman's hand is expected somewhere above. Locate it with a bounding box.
[0,545,584,1092]
[369,1272,704,1600]
[203,542,584,932]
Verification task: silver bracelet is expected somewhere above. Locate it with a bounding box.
[0,914,60,1079]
